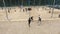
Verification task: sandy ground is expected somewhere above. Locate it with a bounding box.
[0,20,60,34]
[0,6,60,21]
[0,6,60,34]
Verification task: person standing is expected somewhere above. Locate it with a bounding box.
[38,15,41,25]
[8,9,10,13]
[28,17,31,27]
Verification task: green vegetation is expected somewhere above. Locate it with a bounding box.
[0,0,60,7]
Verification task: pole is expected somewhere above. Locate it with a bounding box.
[20,0,23,9]
[3,0,9,21]
[51,0,55,18]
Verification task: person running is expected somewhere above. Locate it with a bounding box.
[28,17,31,27]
